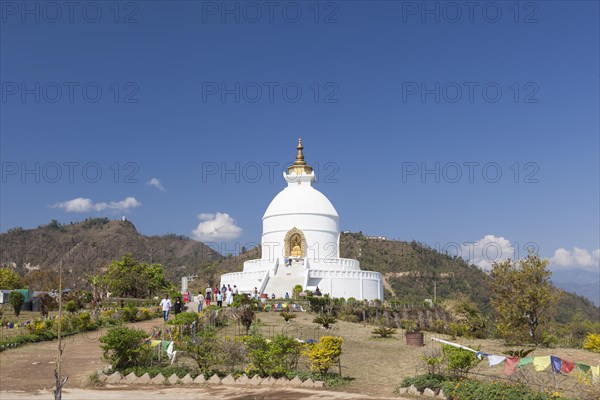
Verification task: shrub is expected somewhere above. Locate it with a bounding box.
[185,328,221,373]
[583,333,600,353]
[304,336,343,376]
[219,336,247,373]
[441,345,480,378]
[268,334,303,376]
[121,306,138,322]
[8,292,25,317]
[371,322,397,338]
[313,313,337,329]
[167,312,199,326]
[448,322,470,338]
[292,285,303,298]
[244,333,271,376]
[399,374,451,392]
[65,300,79,313]
[279,312,296,322]
[77,311,94,331]
[419,348,444,375]
[400,319,419,333]
[440,379,562,400]
[238,305,255,334]
[99,326,151,370]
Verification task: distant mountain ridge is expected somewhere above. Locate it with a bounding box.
[0,218,222,287]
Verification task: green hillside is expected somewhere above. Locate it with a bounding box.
[338,232,598,323]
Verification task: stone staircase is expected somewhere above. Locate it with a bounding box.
[263,260,306,298]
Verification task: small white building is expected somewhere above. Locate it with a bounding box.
[220,139,383,300]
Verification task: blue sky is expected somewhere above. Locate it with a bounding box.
[1,1,598,275]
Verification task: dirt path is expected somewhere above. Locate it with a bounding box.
[1,387,401,400]
[0,318,162,391]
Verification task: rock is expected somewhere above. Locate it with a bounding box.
[289,376,303,387]
[150,373,165,385]
[396,387,407,394]
[105,372,123,384]
[208,374,221,385]
[221,375,236,385]
[248,375,262,385]
[193,374,206,384]
[135,373,151,385]
[424,388,436,397]
[167,373,180,385]
[125,372,138,383]
[180,374,194,384]
[408,384,419,395]
[314,381,325,388]
[96,372,108,383]
[301,378,315,388]
[235,374,249,385]
[438,389,448,399]
[260,377,276,386]
[274,377,288,386]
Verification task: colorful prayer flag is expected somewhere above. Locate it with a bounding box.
[550,356,562,373]
[504,357,519,375]
[561,359,575,373]
[576,363,591,374]
[488,355,506,367]
[533,356,551,371]
[518,357,533,367]
[591,366,599,381]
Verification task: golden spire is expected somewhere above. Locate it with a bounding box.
[287,137,313,175]
[294,138,306,166]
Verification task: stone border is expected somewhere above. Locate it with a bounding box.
[396,385,447,399]
[95,371,325,388]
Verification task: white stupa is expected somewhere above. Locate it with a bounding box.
[220,139,383,300]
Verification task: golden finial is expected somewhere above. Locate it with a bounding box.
[287,138,313,175]
[294,138,306,166]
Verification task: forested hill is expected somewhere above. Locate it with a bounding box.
[0,218,221,287]
[1,222,596,323]
[338,232,599,323]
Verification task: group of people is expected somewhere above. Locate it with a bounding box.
[159,283,319,321]
[201,284,238,309]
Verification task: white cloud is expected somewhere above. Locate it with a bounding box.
[191,212,242,241]
[551,247,600,271]
[147,178,165,191]
[53,196,141,213]
[461,235,515,271]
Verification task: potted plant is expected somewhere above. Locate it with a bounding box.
[401,319,424,347]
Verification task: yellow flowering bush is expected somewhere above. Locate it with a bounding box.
[303,336,343,375]
[583,333,600,353]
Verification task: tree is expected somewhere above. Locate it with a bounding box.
[23,269,60,291]
[103,254,167,298]
[292,284,303,299]
[0,268,22,289]
[489,252,560,344]
[9,291,25,316]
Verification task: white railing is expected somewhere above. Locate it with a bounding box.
[221,270,267,282]
[258,269,270,295]
[243,258,278,272]
[307,270,382,280]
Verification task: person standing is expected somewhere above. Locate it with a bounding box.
[227,288,234,306]
[216,291,223,307]
[160,294,171,321]
[205,291,211,307]
[173,296,183,316]
[196,293,204,312]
